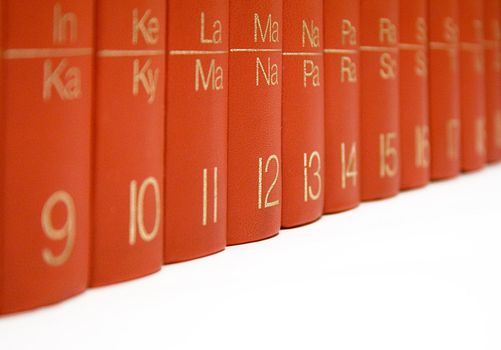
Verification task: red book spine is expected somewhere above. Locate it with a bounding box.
[399,0,429,189]
[91,0,165,286]
[360,0,400,200]
[323,0,361,213]
[0,1,93,314]
[484,0,501,162]
[165,0,228,262]
[281,0,324,228]
[459,0,487,171]
[428,0,461,179]
[227,1,282,244]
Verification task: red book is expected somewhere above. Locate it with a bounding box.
[323,0,360,213]
[164,0,228,262]
[484,0,501,162]
[360,0,400,200]
[399,0,429,189]
[0,1,93,314]
[90,0,165,286]
[227,0,282,244]
[459,0,487,171]
[428,0,461,180]
[281,0,324,228]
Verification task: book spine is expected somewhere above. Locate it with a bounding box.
[459,0,487,171]
[164,0,228,262]
[91,0,165,286]
[360,0,400,200]
[484,0,501,162]
[399,0,429,189]
[0,0,4,314]
[428,0,461,179]
[227,0,282,244]
[323,0,361,213]
[281,0,324,228]
[0,0,93,314]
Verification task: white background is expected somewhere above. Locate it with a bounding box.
[1,165,500,350]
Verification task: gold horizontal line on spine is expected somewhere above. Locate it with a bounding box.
[97,49,165,57]
[399,43,426,50]
[359,45,398,53]
[169,50,228,55]
[230,48,282,53]
[429,41,458,50]
[460,42,483,51]
[3,48,93,59]
[323,48,358,54]
[282,52,322,56]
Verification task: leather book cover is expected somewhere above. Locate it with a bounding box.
[484,0,501,162]
[360,0,400,200]
[164,0,228,262]
[323,0,360,213]
[428,0,461,180]
[0,0,93,314]
[281,0,324,228]
[459,0,487,171]
[399,0,429,189]
[90,0,165,286]
[227,0,282,244]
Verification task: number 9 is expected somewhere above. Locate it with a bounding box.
[41,191,76,267]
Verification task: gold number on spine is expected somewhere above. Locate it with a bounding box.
[129,177,161,245]
[447,119,460,160]
[415,125,430,168]
[304,151,322,202]
[379,133,398,178]
[495,111,501,149]
[41,191,76,267]
[202,167,218,226]
[475,118,486,156]
[341,142,358,189]
[258,155,280,209]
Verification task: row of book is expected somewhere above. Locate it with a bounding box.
[0,0,499,315]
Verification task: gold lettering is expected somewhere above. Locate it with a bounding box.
[341,142,357,189]
[379,52,397,79]
[43,59,81,101]
[447,118,460,160]
[379,18,397,44]
[256,57,279,86]
[341,19,357,45]
[129,177,161,245]
[254,13,279,43]
[53,3,78,44]
[475,118,486,156]
[200,12,222,44]
[132,9,160,45]
[379,132,398,178]
[258,155,280,209]
[340,56,357,83]
[41,191,76,267]
[416,17,427,43]
[495,110,501,148]
[415,50,427,77]
[304,151,322,202]
[195,59,224,91]
[444,17,459,43]
[132,59,159,103]
[302,19,320,48]
[415,125,430,168]
[202,167,218,226]
[304,59,320,87]
[415,17,427,77]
